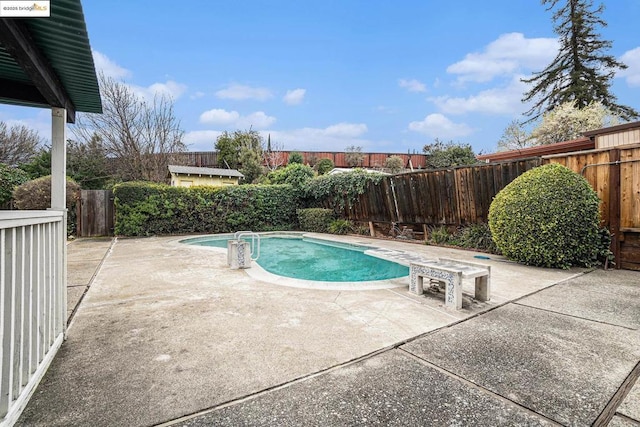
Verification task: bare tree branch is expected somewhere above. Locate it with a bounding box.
[72,73,186,182]
[0,122,41,166]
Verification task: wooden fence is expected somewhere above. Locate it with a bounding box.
[544,144,640,270]
[76,190,114,237]
[170,150,428,169]
[331,158,542,228]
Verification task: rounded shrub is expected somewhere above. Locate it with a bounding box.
[488,163,603,269]
[13,175,80,211]
[13,175,81,236]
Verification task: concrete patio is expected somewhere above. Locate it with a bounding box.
[16,235,640,426]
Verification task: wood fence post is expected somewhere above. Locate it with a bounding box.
[608,149,621,269]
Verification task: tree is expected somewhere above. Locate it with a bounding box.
[0,164,29,206]
[288,151,303,164]
[67,135,110,189]
[344,145,364,167]
[72,73,186,182]
[0,122,41,166]
[215,129,263,170]
[19,149,51,179]
[315,158,334,175]
[263,134,286,172]
[385,155,404,173]
[423,140,477,168]
[522,0,638,122]
[530,101,619,145]
[238,146,264,183]
[497,120,534,151]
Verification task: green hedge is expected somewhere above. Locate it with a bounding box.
[297,208,334,233]
[113,182,299,236]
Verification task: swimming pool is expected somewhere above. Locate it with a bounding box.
[182,234,409,282]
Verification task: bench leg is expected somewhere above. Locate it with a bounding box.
[410,271,424,295]
[444,272,463,310]
[475,275,490,302]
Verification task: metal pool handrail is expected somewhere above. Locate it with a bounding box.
[235,231,261,261]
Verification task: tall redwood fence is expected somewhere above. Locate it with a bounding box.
[325,158,542,227]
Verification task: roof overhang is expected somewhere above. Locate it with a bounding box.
[477,138,594,163]
[0,0,102,123]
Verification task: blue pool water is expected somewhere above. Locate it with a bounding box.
[183,235,409,282]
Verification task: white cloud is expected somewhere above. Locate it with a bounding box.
[324,122,368,138]
[128,80,187,102]
[91,50,187,102]
[215,84,273,101]
[262,124,369,151]
[186,122,371,152]
[241,111,276,128]
[183,130,223,151]
[199,108,276,129]
[92,50,131,79]
[398,78,426,93]
[620,47,640,87]
[199,108,240,124]
[447,33,558,83]
[408,113,473,138]
[431,75,529,116]
[283,88,306,105]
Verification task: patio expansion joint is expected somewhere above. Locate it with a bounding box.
[396,347,563,426]
[511,301,639,331]
[384,288,460,320]
[613,413,640,426]
[154,344,400,427]
[67,237,117,327]
[593,360,640,427]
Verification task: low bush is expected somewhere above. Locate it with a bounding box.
[489,163,604,268]
[427,225,453,245]
[425,223,500,254]
[454,223,499,253]
[329,219,353,235]
[114,182,299,236]
[12,175,81,236]
[297,208,334,233]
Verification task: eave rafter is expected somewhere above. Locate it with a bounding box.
[0,19,76,123]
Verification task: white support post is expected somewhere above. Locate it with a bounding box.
[50,108,67,338]
[50,108,66,211]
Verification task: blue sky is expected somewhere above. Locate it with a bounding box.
[1,0,639,155]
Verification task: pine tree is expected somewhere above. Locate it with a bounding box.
[522,0,638,122]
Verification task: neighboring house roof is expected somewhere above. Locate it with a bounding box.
[583,120,640,137]
[168,165,244,178]
[477,138,594,163]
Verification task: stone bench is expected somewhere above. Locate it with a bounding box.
[409,258,491,310]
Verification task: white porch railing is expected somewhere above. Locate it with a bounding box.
[0,211,66,426]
